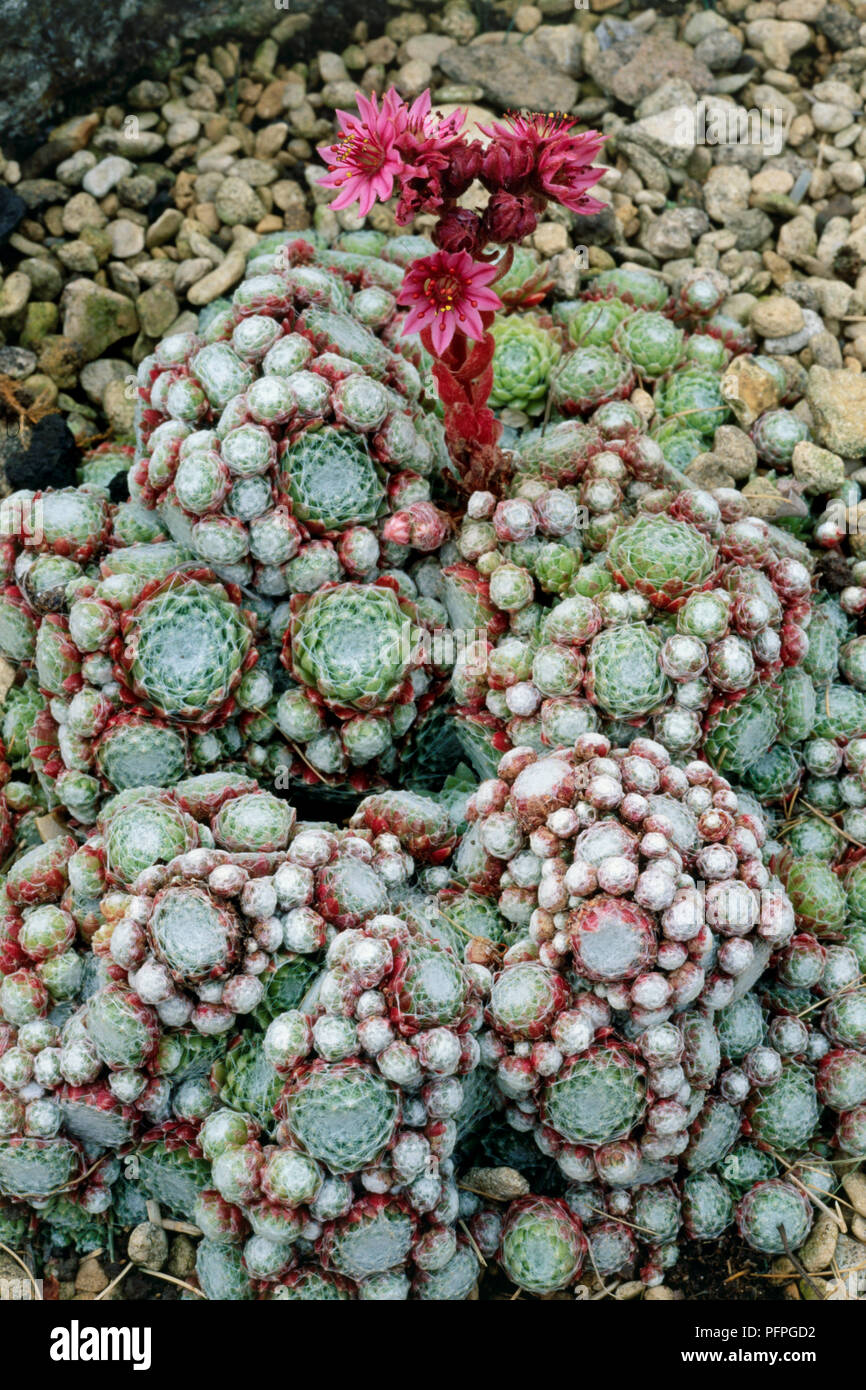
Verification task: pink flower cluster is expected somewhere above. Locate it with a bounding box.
[318,90,604,352]
[317,87,604,491]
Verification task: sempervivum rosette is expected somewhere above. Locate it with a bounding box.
[348,789,458,864]
[273,577,450,794]
[189,906,486,1300]
[464,732,802,1284]
[488,313,563,421]
[89,783,295,1036]
[736,583,866,818]
[23,546,259,824]
[448,486,812,781]
[0,833,146,1219]
[0,487,113,570]
[545,268,735,445]
[89,779,467,1044]
[131,233,451,604]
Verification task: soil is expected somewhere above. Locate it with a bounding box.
[667,1230,784,1303]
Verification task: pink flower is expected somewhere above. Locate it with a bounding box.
[398,250,503,354]
[478,110,606,216]
[394,92,472,223]
[317,89,407,216]
[537,140,607,216]
[404,90,466,147]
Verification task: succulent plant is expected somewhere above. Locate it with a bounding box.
[550,345,635,417]
[751,410,810,468]
[3,149,866,1305]
[131,234,451,605]
[447,731,815,1282]
[489,314,562,418]
[497,1195,586,1294]
[448,484,812,780]
[186,905,486,1298]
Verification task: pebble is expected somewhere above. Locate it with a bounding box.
[167,1236,197,1280]
[721,354,782,428]
[56,150,97,186]
[777,218,818,265]
[812,102,855,134]
[438,42,577,111]
[82,155,134,198]
[395,59,433,97]
[714,424,758,479]
[641,208,696,260]
[127,79,169,109]
[75,1258,108,1295]
[842,1171,866,1218]
[830,161,865,193]
[106,219,145,258]
[61,191,106,235]
[56,239,100,275]
[186,247,246,305]
[533,222,570,256]
[79,358,129,403]
[231,158,278,188]
[174,257,215,296]
[136,283,179,337]
[750,296,805,338]
[0,345,36,378]
[792,440,846,493]
[514,6,541,33]
[404,34,456,64]
[800,1214,839,1272]
[128,1222,170,1269]
[745,19,813,68]
[61,278,139,360]
[704,166,751,224]
[779,0,824,19]
[808,365,866,457]
[146,208,184,248]
[695,29,744,71]
[763,306,824,355]
[0,271,31,318]
[214,177,266,226]
[167,116,202,148]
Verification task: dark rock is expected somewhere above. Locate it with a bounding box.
[438,45,578,112]
[724,208,774,252]
[833,244,863,287]
[23,140,90,180]
[586,34,714,107]
[570,205,617,247]
[4,414,79,491]
[146,185,175,226]
[0,0,377,145]
[0,186,26,244]
[108,470,131,503]
[13,179,68,210]
[816,194,856,234]
[817,4,862,49]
